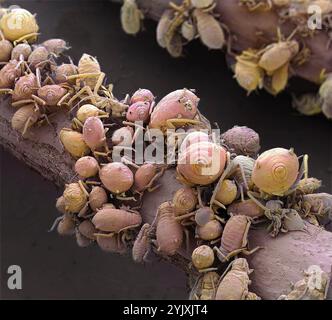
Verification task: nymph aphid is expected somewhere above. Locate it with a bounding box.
[59,128,90,158]
[227,199,264,218]
[126,101,150,123]
[172,187,198,215]
[195,206,215,226]
[134,163,158,192]
[155,201,184,256]
[132,223,152,263]
[82,116,108,152]
[57,213,76,236]
[252,147,304,196]
[222,126,261,157]
[214,215,259,262]
[53,63,78,84]
[73,104,108,129]
[196,219,223,241]
[78,220,97,241]
[0,8,39,44]
[120,0,144,35]
[99,162,134,194]
[0,60,22,89]
[41,38,69,56]
[33,84,70,110]
[88,186,108,212]
[11,103,40,135]
[11,72,38,102]
[96,234,127,254]
[234,49,264,94]
[214,179,238,206]
[177,141,227,185]
[193,9,225,50]
[130,88,155,105]
[181,19,197,42]
[63,182,88,213]
[74,156,99,178]
[215,258,260,300]
[292,93,323,116]
[11,43,32,61]
[156,9,173,48]
[149,89,201,131]
[0,33,13,62]
[92,207,142,233]
[192,245,215,272]
[27,46,49,69]
[190,271,220,300]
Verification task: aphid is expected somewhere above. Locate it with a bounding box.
[252,148,301,196]
[181,19,196,42]
[111,126,134,147]
[172,187,198,215]
[234,50,264,94]
[227,199,264,218]
[78,220,97,240]
[41,38,69,56]
[0,8,39,43]
[132,223,152,263]
[120,0,144,35]
[63,182,88,213]
[192,245,215,271]
[155,201,183,255]
[31,84,70,110]
[11,103,40,135]
[149,89,200,131]
[210,155,255,208]
[177,141,227,185]
[55,196,67,214]
[134,163,158,192]
[96,234,127,254]
[130,88,154,105]
[222,126,261,157]
[0,36,13,62]
[88,186,108,211]
[195,206,215,226]
[99,162,134,194]
[214,179,238,206]
[292,93,323,116]
[73,103,108,129]
[126,101,150,123]
[75,229,92,248]
[156,9,173,48]
[215,258,260,300]
[11,43,32,61]
[294,193,332,218]
[269,62,289,94]
[258,35,299,74]
[166,31,183,58]
[0,59,22,89]
[214,215,259,262]
[53,63,78,84]
[82,116,107,151]
[196,219,223,241]
[74,156,99,178]
[27,46,49,69]
[92,207,142,233]
[12,72,38,101]
[190,271,220,300]
[57,213,76,236]
[278,265,330,300]
[59,128,90,158]
[193,9,225,50]
[296,177,322,195]
[179,131,209,154]
[319,75,332,118]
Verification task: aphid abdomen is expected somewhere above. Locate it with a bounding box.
[220,215,248,253]
[0,60,21,88]
[121,0,142,35]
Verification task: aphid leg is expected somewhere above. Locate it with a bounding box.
[21,116,35,137]
[94,232,115,238]
[0,89,13,95]
[199,267,218,273]
[48,215,64,232]
[78,180,90,197]
[166,118,202,130]
[72,118,83,130]
[67,84,98,105]
[93,72,105,96]
[11,99,34,108]
[118,223,141,234]
[241,218,251,248]
[78,203,89,218]
[174,211,196,221]
[13,32,40,46]
[57,91,72,107]
[32,94,47,106]
[213,246,229,262]
[241,246,263,256]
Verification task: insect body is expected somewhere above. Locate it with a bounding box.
[120,0,144,35]
[215,258,260,300]
[132,223,152,263]
[190,271,220,300]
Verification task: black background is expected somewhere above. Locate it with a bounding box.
[0,0,331,299]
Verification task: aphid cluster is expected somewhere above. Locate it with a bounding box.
[156,0,225,57]
[234,28,301,95]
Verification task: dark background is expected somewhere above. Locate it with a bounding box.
[0,0,331,299]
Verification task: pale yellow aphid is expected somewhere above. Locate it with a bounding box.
[120,0,144,35]
[0,8,39,44]
[270,62,289,94]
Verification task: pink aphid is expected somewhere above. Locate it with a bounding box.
[130,88,155,105]
[126,101,150,123]
[82,116,106,151]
